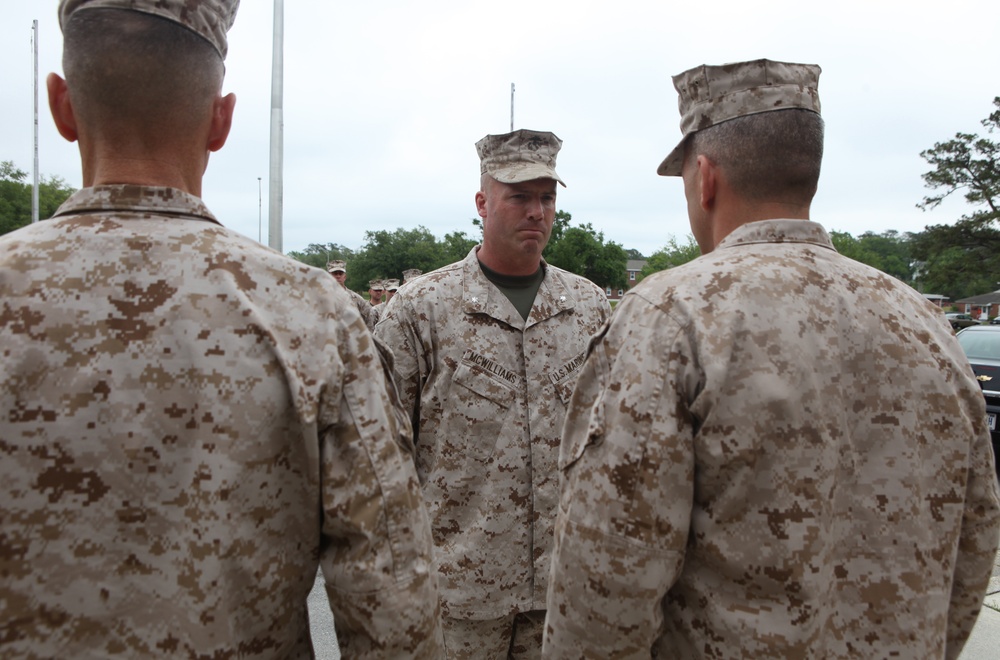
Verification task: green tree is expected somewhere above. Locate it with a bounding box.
[913,96,1000,297]
[541,210,573,260]
[1,160,76,236]
[441,230,478,263]
[918,97,1000,223]
[909,224,1000,299]
[286,242,355,270]
[625,248,646,260]
[830,230,914,284]
[545,221,627,289]
[639,234,701,280]
[347,226,448,290]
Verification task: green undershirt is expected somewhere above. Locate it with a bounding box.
[478,260,544,321]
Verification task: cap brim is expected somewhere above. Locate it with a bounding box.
[657,139,685,177]
[490,163,567,187]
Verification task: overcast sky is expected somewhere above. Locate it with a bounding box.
[2,1,997,256]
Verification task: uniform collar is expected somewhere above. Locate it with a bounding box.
[717,220,835,250]
[461,247,576,329]
[53,184,221,226]
[716,219,835,252]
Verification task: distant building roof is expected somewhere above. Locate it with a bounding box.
[956,290,1000,305]
[626,260,647,271]
[923,294,949,301]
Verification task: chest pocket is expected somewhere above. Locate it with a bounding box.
[548,349,589,405]
[446,361,517,466]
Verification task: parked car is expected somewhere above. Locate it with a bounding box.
[945,313,981,330]
[955,324,1000,480]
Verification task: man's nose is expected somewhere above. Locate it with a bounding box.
[526,196,544,220]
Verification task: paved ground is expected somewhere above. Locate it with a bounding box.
[958,543,1000,659]
[307,573,340,660]
[307,544,1000,659]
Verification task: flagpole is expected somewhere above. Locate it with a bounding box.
[510,83,515,132]
[268,0,284,251]
[32,20,39,223]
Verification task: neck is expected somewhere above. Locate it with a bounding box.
[80,137,207,197]
[710,200,811,249]
[476,245,542,277]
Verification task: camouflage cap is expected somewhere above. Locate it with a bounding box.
[385,278,400,291]
[657,59,822,176]
[476,129,566,187]
[327,260,346,274]
[58,0,240,59]
[402,269,422,283]
[369,279,385,290]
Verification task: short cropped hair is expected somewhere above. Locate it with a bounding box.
[687,109,824,205]
[62,8,224,141]
[481,173,495,193]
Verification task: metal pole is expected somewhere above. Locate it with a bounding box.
[510,83,515,132]
[268,0,284,252]
[257,177,262,243]
[32,20,39,223]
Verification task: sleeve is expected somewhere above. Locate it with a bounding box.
[373,295,423,428]
[544,294,696,659]
[946,418,1000,660]
[354,292,377,333]
[318,312,443,659]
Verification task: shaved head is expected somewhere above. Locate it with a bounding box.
[687,109,824,206]
[62,8,224,147]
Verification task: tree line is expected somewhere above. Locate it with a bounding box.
[5,97,998,302]
[288,211,631,293]
[0,161,76,235]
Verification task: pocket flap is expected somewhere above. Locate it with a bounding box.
[452,362,516,408]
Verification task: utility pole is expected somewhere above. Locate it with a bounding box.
[268,0,284,252]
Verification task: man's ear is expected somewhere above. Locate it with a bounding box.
[206,92,236,152]
[46,73,78,143]
[697,154,718,212]
[475,190,487,219]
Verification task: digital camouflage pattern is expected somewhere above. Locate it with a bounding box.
[658,59,822,176]
[375,247,610,620]
[0,185,443,659]
[368,301,382,327]
[346,287,377,333]
[476,130,566,187]
[544,220,1000,659]
[58,0,239,58]
[326,262,375,332]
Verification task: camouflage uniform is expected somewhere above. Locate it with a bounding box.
[368,279,385,326]
[328,261,376,333]
[0,185,443,658]
[348,288,377,332]
[544,219,1000,659]
[375,246,610,622]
